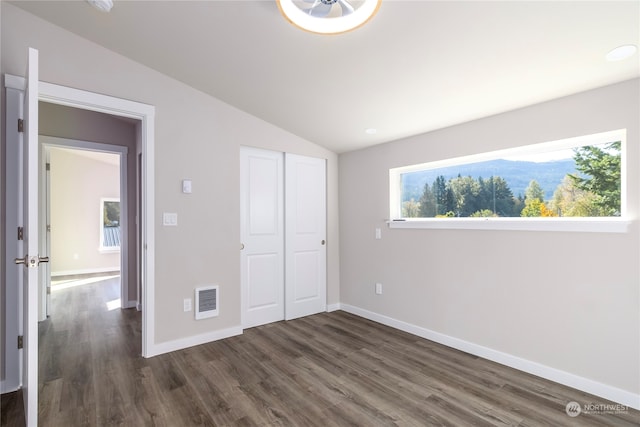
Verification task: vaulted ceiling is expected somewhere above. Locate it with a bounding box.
[11,1,640,153]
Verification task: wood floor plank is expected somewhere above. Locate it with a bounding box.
[1,391,26,427]
[6,275,634,427]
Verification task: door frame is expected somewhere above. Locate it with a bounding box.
[4,75,156,360]
[40,136,130,313]
[38,81,156,357]
[2,75,25,393]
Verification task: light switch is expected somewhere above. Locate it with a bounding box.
[182,179,192,194]
[163,212,178,226]
[375,228,382,240]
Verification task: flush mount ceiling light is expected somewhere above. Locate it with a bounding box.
[277,0,381,35]
[605,44,637,62]
[87,0,113,13]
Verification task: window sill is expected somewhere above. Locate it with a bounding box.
[99,247,121,253]
[386,218,631,233]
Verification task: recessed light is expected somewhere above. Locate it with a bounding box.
[606,45,637,62]
[365,128,377,135]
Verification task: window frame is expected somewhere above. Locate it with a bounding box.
[388,129,629,233]
[99,197,121,252]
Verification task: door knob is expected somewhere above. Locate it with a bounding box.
[240,243,245,250]
[14,255,49,267]
[321,240,326,245]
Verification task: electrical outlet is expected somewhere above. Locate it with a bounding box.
[375,228,382,240]
[183,298,192,312]
[375,283,383,295]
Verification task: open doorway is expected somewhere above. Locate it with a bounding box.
[44,146,123,318]
[38,101,139,318]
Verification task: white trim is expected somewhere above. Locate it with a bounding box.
[39,81,155,121]
[0,380,21,394]
[148,326,243,357]
[326,303,341,312]
[124,300,137,309]
[34,78,156,358]
[339,303,640,410]
[50,267,120,277]
[41,136,129,154]
[387,217,631,233]
[3,83,24,393]
[5,74,25,90]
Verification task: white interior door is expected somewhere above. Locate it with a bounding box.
[18,47,42,427]
[285,154,327,320]
[240,147,285,328]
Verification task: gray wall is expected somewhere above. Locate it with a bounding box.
[1,3,340,350]
[339,79,639,396]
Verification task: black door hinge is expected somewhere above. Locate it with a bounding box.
[18,119,24,133]
[18,227,24,241]
[18,335,23,349]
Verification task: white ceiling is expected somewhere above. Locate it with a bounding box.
[12,0,640,153]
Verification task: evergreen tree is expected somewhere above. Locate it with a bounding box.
[444,187,456,215]
[477,177,491,212]
[492,177,516,217]
[449,176,481,217]
[433,176,450,216]
[569,141,621,216]
[418,182,436,217]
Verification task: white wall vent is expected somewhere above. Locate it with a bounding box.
[195,285,219,320]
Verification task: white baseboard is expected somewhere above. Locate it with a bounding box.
[339,303,640,410]
[0,379,20,395]
[0,378,20,394]
[147,325,243,357]
[51,267,120,277]
[326,303,341,312]
[124,300,137,309]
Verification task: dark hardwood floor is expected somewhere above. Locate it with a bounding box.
[1,391,24,427]
[2,276,638,426]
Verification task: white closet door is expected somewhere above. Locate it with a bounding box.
[240,147,284,328]
[285,154,327,320]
